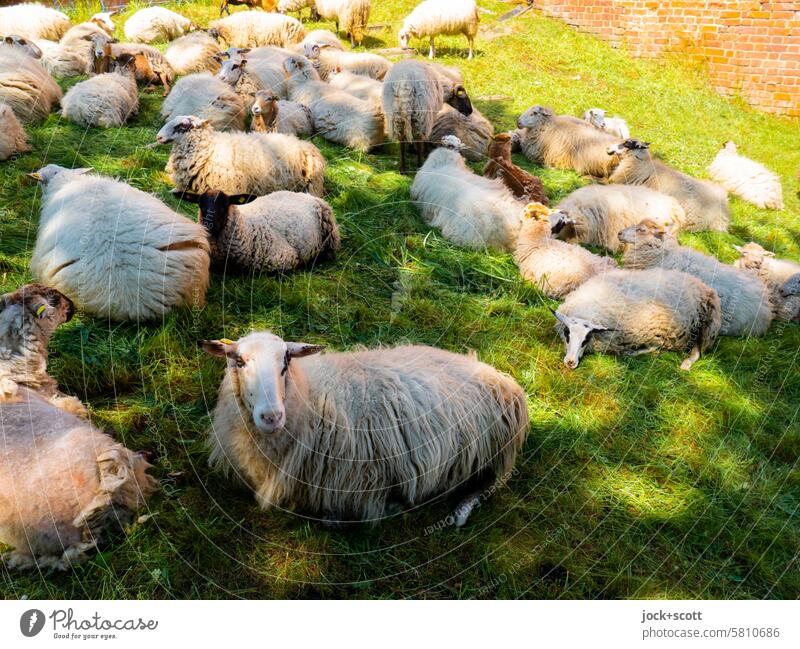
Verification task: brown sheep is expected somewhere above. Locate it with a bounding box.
[483,133,548,205]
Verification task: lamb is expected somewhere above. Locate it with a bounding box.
[516,104,621,178]
[410,136,523,252]
[32,38,86,77]
[176,189,340,271]
[733,242,800,322]
[515,202,616,299]
[0,103,30,159]
[327,67,382,105]
[608,139,730,232]
[60,54,138,129]
[161,72,246,131]
[619,219,773,337]
[553,267,722,371]
[165,31,223,76]
[0,3,71,41]
[430,101,493,163]
[28,165,210,322]
[483,133,547,203]
[314,0,371,47]
[201,331,527,526]
[124,6,196,44]
[157,115,326,197]
[305,44,389,80]
[708,140,784,210]
[550,184,686,253]
[210,11,305,49]
[250,91,314,137]
[278,0,317,19]
[399,0,479,60]
[583,107,630,140]
[0,47,61,123]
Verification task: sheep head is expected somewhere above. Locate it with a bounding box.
[174,190,257,237]
[3,35,42,59]
[217,55,246,85]
[585,107,606,129]
[398,27,415,50]
[607,138,650,159]
[733,242,771,269]
[446,85,473,117]
[517,105,553,129]
[251,92,280,132]
[90,11,116,36]
[440,135,464,151]
[552,310,610,370]
[780,273,800,298]
[28,165,91,187]
[0,284,74,363]
[617,219,668,248]
[156,115,209,144]
[110,52,136,77]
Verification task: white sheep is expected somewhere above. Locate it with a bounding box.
[314,0,371,47]
[29,165,210,322]
[0,3,71,41]
[708,141,784,210]
[583,107,630,140]
[218,53,288,102]
[123,6,196,44]
[250,91,315,137]
[0,47,61,122]
[165,31,223,76]
[733,242,800,322]
[399,0,479,60]
[157,114,326,197]
[201,331,527,526]
[32,38,86,77]
[210,11,305,48]
[327,67,382,105]
[278,0,317,19]
[161,72,246,132]
[300,28,345,53]
[305,44,389,80]
[58,21,113,75]
[0,34,42,58]
[0,103,30,159]
[619,219,773,337]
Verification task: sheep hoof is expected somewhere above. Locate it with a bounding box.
[453,495,481,528]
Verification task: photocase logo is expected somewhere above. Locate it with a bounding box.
[20,609,45,637]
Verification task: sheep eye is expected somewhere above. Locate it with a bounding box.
[235,356,246,368]
[563,329,570,343]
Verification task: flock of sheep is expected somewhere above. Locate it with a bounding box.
[0,0,796,572]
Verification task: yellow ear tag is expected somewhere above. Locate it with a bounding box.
[36,304,47,317]
[219,338,234,345]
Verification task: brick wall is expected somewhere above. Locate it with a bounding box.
[533,1,800,117]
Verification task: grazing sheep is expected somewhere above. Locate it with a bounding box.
[0,104,30,159]
[201,332,527,525]
[583,107,630,140]
[619,219,772,337]
[278,0,317,19]
[551,184,686,253]
[176,189,340,271]
[608,139,730,232]
[124,7,196,44]
[210,11,305,49]
[219,0,278,17]
[157,114,326,197]
[314,0,371,47]
[515,202,616,299]
[483,133,547,203]
[328,67,382,105]
[29,165,210,322]
[430,101,493,163]
[516,105,621,178]
[305,44,389,80]
[161,72,246,131]
[411,136,523,251]
[734,242,800,322]
[165,31,223,76]
[32,38,86,77]
[399,0,479,60]
[0,48,61,122]
[60,54,138,129]
[708,140,784,210]
[0,3,71,41]
[250,91,314,137]
[553,267,722,371]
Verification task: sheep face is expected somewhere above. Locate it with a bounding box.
[174,190,257,236]
[734,242,771,270]
[617,219,667,249]
[251,93,279,130]
[607,138,649,159]
[781,274,800,298]
[585,108,605,129]
[201,332,324,434]
[398,27,415,50]
[283,55,316,81]
[0,284,74,353]
[28,165,91,187]
[156,115,209,144]
[3,35,42,58]
[446,85,473,117]
[91,11,116,35]
[517,105,553,129]
[217,56,246,85]
[553,311,608,370]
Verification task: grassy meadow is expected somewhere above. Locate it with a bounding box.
[1,0,799,599]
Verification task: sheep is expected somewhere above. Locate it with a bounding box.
[619,219,773,337]
[550,184,686,253]
[781,274,800,302]
[284,55,384,152]
[124,6,197,44]
[411,136,523,251]
[0,103,30,159]
[176,189,340,271]
[157,114,326,197]
[28,165,210,322]
[516,105,621,178]
[708,140,784,210]
[201,331,527,526]
[96,40,175,96]
[58,22,113,75]
[0,3,71,41]
[165,31,223,76]
[515,202,616,299]
[0,284,157,571]
[430,101,493,163]
[60,54,138,129]
[32,38,86,77]
[219,0,278,17]
[305,44,389,80]
[0,47,61,123]
[733,242,800,322]
[483,133,547,204]
[314,0,371,47]
[553,267,722,371]
[250,91,314,137]
[278,0,317,19]
[300,28,345,52]
[210,11,305,49]
[0,34,42,58]
[399,0,479,60]
[162,72,246,132]
[217,53,288,102]
[327,67,382,105]
[582,107,630,140]
[608,139,731,232]
[59,12,116,45]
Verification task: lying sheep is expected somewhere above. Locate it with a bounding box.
[483,132,547,204]
[96,39,175,96]
[157,114,326,197]
[59,21,113,75]
[162,72,246,131]
[201,331,527,525]
[250,91,314,137]
[619,219,772,337]
[583,107,630,140]
[430,101,493,163]
[314,0,371,47]
[0,34,42,58]
[515,202,616,299]
[60,53,138,128]
[218,53,287,103]
[59,11,115,44]
[305,44,389,80]
[734,242,800,322]
[124,6,196,44]
[328,67,382,105]
[165,31,223,76]
[0,103,30,159]
[0,47,61,122]
[0,3,71,41]
[300,28,345,53]
[608,139,730,232]
[781,275,800,303]
[29,165,210,321]
[411,136,523,251]
[32,37,86,77]
[176,189,340,271]
[399,0,479,60]
[210,11,305,48]
[553,267,721,371]
[708,141,784,210]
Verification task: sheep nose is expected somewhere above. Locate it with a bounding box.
[564,357,578,370]
[252,106,261,114]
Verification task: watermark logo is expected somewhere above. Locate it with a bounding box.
[20,609,45,637]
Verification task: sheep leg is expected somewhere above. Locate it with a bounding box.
[680,345,701,371]
[428,37,435,59]
[453,493,481,527]
[350,31,356,48]
[159,73,171,97]
[467,35,474,60]
[220,1,228,17]
[624,346,660,357]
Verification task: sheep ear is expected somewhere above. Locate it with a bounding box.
[230,194,258,205]
[549,308,567,325]
[286,342,325,358]
[4,36,13,44]
[172,188,201,204]
[199,339,238,357]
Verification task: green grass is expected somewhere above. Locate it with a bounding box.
[1,0,799,599]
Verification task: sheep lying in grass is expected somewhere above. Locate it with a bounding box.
[0,3,71,41]
[250,91,314,137]
[608,139,730,232]
[202,331,527,526]
[305,43,389,80]
[483,132,547,204]
[708,141,784,210]
[430,100,493,163]
[29,165,210,322]
[0,104,30,159]
[583,107,630,140]
[314,0,371,47]
[161,72,246,131]
[217,53,287,103]
[0,34,42,58]
[165,31,223,75]
[0,47,61,122]
[95,39,175,96]
[32,37,86,77]
[58,21,113,75]
[515,202,616,299]
[734,242,800,322]
[176,189,340,271]
[210,11,305,48]
[60,54,138,128]
[553,267,721,371]
[399,0,480,60]
[551,184,686,253]
[619,219,773,337]
[157,114,326,197]
[124,6,196,44]
[781,275,800,304]
[328,67,382,105]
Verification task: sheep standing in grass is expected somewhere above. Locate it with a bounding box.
[619,219,772,337]
[124,6,197,44]
[608,139,730,232]
[0,48,61,122]
[278,0,317,19]
[734,242,800,322]
[0,104,30,159]
[399,0,479,60]
[314,0,371,47]
[161,72,246,131]
[210,11,305,48]
[0,3,71,41]
[201,331,527,526]
[165,31,223,76]
[553,267,722,371]
[157,114,326,197]
[708,141,784,210]
[583,107,630,140]
[29,165,210,322]
[250,91,314,137]
[483,132,547,203]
